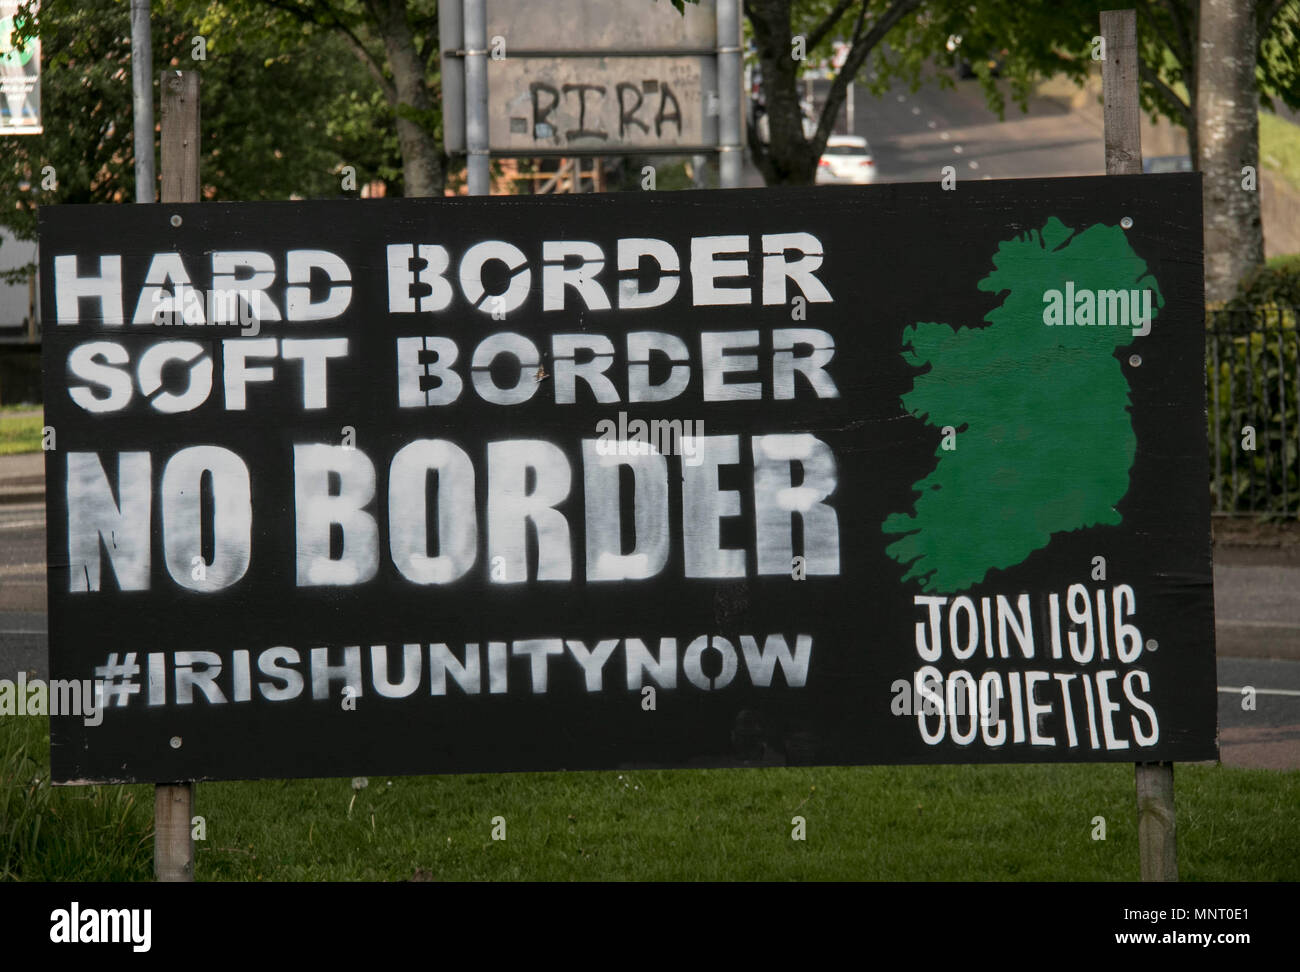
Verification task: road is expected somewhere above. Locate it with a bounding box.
[798,67,1186,186]
[851,77,1103,183]
[1215,656,1300,770]
[0,499,44,613]
[0,500,46,678]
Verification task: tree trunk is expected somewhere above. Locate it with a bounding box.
[1183,2,1200,172]
[746,0,919,186]
[1198,0,1263,302]
[373,0,444,197]
[746,0,817,185]
[1171,0,1200,170]
[808,0,919,162]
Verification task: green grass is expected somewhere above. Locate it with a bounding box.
[3,714,1297,881]
[1261,110,1300,194]
[0,410,42,455]
[1,712,152,880]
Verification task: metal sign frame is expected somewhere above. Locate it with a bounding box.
[440,0,743,187]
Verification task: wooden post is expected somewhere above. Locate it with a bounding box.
[160,71,201,203]
[1100,8,1179,882]
[155,782,193,882]
[1100,10,1142,176]
[1135,761,1178,880]
[154,68,200,883]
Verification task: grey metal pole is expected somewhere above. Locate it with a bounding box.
[464,0,490,195]
[439,0,466,155]
[130,0,154,203]
[716,0,742,188]
[846,78,854,135]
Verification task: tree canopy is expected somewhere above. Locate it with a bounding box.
[1,0,399,282]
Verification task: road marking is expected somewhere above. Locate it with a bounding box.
[1218,686,1300,697]
[1218,619,1300,631]
[0,629,45,635]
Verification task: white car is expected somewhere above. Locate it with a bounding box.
[816,135,876,184]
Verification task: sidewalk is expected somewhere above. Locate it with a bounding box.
[0,451,43,505]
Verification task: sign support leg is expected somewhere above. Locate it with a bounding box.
[1135,762,1178,880]
[154,67,201,883]
[155,783,194,881]
[1100,7,1179,882]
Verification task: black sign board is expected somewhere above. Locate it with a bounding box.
[39,175,1216,783]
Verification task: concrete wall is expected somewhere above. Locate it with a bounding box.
[0,230,38,339]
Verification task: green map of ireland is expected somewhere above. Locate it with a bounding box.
[882,216,1164,594]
